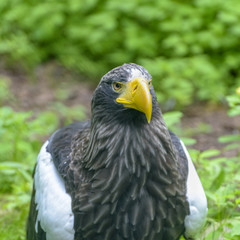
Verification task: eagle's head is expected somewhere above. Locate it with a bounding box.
[92,63,158,125]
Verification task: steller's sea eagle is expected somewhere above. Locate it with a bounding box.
[27,63,207,240]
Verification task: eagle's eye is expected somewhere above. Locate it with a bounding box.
[113,82,123,91]
[148,79,152,87]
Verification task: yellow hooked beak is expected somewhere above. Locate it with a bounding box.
[116,78,152,123]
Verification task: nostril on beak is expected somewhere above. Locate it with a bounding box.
[133,84,138,94]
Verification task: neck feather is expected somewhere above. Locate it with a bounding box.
[81,111,179,179]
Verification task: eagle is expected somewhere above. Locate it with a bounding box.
[27,63,207,240]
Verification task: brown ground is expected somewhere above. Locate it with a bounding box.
[1,62,240,157]
[182,105,240,157]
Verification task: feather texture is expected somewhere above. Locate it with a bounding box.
[27,141,74,240]
[180,140,208,238]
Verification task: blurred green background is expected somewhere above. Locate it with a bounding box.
[0,0,240,239]
[1,0,240,107]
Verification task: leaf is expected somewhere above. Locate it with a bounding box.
[231,220,240,236]
[0,162,27,169]
[210,168,225,191]
[200,149,221,159]
[219,134,240,143]
[180,137,197,146]
[223,143,240,150]
[163,111,183,129]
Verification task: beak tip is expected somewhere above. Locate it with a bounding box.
[147,115,151,124]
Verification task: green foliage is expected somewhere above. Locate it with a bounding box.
[186,89,240,240]
[0,103,86,200]
[218,88,240,157]
[189,147,240,239]
[0,107,58,203]
[0,106,59,239]
[1,0,240,107]
[227,87,240,116]
[162,111,183,131]
[0,205,27,240]
[50,102,86,125]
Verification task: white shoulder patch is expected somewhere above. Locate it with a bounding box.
[34,141,74,240]
[180,140,208,238]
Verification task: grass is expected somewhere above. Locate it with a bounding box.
[0,196,27,240]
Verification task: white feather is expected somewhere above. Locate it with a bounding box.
[34,141,74,240]
[180,140,208,238]
[129,68,143,80]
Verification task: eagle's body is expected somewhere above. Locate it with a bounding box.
[27,63,207,240]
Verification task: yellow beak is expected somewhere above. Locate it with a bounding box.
[116,78,152,123]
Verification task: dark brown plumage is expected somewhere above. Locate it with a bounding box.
[27,63,193,240]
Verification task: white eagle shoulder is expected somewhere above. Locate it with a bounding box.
[180,140,208,238]
[34,141,74,240]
